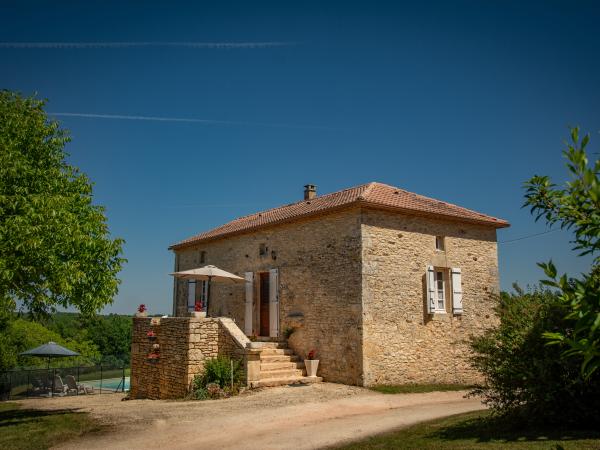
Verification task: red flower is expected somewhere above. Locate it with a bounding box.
[194,301,202,312]
[138,304,147,313]
[307,349,316,360]
[146,330,155,337]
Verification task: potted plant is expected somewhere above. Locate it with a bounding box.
[305,349,319,377]
[146,330,157,341]
[192,301,206,319]
[135,304,148,318]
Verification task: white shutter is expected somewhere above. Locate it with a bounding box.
[244,272,254,335]
[451,268,463,314]
[426,265,436,314]
[269,268,279,337]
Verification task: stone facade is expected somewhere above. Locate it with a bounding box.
[173,208,364,385]
[361,209,499,385]
[170,206,502,387]
[130,317,247,399]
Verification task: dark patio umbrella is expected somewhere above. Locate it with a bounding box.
[20,341,80,369]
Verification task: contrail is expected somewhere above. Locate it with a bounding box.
[49,112,338,131]
[0,41,293,49]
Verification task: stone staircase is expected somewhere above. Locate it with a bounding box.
[249,340,323,388]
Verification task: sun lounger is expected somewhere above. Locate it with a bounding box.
[65,375,94,394]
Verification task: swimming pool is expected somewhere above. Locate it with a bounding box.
[83,376,130,391]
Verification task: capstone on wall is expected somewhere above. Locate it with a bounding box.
[173,208,364,385]
[360,208,500,386]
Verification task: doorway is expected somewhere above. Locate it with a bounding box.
[259,272,270,336]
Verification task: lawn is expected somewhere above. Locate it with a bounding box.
[370,384,472,394]
[0,402,103,450]
[335,410,600,449]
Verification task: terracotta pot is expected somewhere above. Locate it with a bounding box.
[135,311,148,318]
[305,359,319,377]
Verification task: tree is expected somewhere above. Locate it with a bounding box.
[524,127,600,378]
[469,285,600,426]
[0,91,125,317]
[0,317,101,371]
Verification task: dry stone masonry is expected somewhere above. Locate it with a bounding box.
[130,317,247,399]
[154,183,507,390]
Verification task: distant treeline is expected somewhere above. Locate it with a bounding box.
[0,312,132,371]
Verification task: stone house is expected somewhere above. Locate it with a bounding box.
[165,182,509,387]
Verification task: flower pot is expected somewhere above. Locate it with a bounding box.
[305,359,319,377]
[147,335,157,341]
[191,311,206,319]
[135,311,148,318]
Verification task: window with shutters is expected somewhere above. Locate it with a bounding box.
[187,280,208,312]
[435,270,446,310]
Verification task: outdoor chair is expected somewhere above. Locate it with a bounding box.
[53,375,68,396]
[65,375,94,395]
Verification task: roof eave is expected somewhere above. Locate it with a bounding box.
[169,200,509,251]
[168,203,361,251]
[357,200,510,228]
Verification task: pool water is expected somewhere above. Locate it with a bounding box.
[83,377,130,391]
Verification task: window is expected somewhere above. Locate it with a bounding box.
[187,280,196,311]
[187,280,208,312]
[435,236,445,251]
[199,251,206,264]
[435,271,445,310]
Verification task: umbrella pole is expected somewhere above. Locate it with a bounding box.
[206,276,212,317]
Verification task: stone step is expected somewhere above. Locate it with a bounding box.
[251,342,287,349]
[259,368,305,379]
[261,361,304,371]
[260,354,300,363]
[260,348,293,355]
[250,376,323,389]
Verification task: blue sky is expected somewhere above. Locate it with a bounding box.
[2,1,598,314]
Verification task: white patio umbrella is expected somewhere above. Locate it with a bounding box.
[170,265,244,316]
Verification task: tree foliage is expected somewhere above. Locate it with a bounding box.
[0,91,125,317]
[470,286,600,426]
[0,316,101,371]
[524,127,600,378]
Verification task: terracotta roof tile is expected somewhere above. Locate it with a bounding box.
[170,182,509,249]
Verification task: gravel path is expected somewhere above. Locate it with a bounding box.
[16,383,484,449]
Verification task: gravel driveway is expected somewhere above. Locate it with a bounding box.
[17,383,485,449]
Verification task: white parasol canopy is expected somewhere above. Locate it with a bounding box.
[170,265,244,283]
[170,265,244,316]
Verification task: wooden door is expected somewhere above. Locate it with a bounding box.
[259,272,270,336]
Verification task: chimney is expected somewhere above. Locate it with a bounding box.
[304,184,317,200]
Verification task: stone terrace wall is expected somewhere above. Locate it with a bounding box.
[130,317,247,399]
[361,209,500,386]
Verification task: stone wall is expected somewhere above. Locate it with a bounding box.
[360,208,500,386]
[130,317,247,399]
[173,208,364,385]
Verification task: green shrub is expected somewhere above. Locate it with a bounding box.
[190,356,243,400]
[469,285,600,426]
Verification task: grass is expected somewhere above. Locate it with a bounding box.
[370,383,473,394]
[0,402,104,450]
[335,410,600,449]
